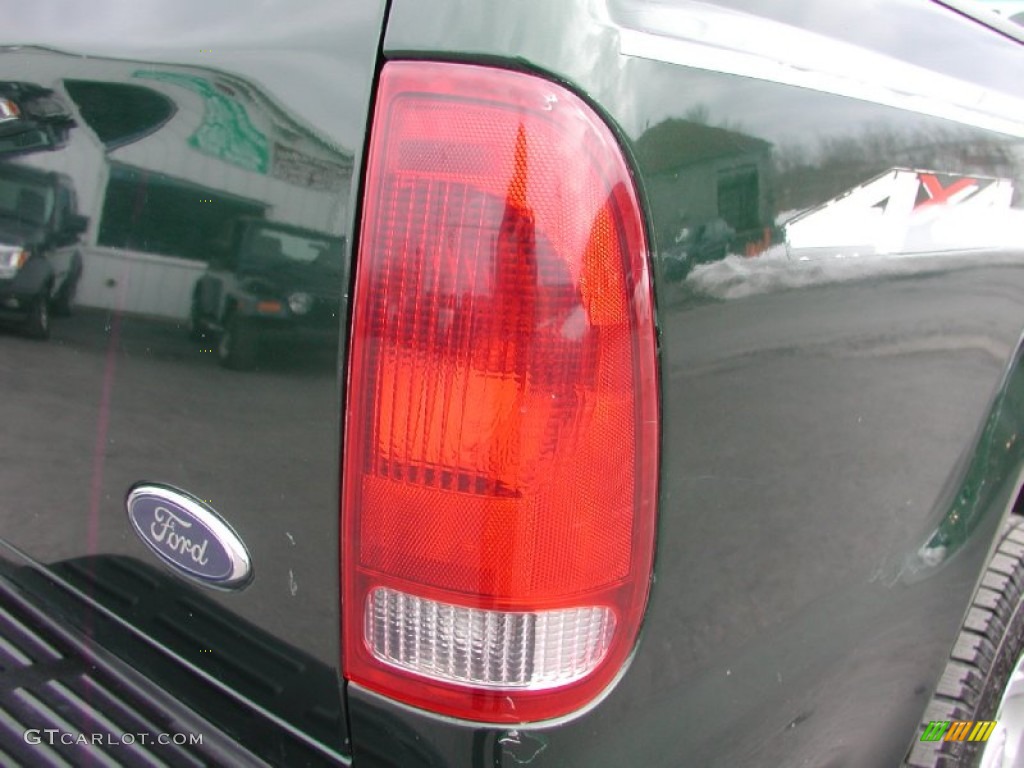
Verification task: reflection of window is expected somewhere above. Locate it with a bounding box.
[98,164,263,261]
[247,227,342,270]
[53,185,71,230]
[63,81,176,149]
[0,128,51,154]
[717,166,760,232]
[0,178,53,225]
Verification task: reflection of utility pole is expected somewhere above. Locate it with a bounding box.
[99,169,149,314]
[88,171,144,558]
[127,170,149,252]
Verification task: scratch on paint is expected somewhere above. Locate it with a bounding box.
[285,532,295,546]
[289,569,298,596]
[498,730,548,765]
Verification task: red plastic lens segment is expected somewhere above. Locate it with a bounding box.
[342,61,658,723]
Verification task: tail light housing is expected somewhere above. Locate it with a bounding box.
[342,61,658,723]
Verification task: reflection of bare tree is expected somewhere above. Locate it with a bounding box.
[774,125,1024,214]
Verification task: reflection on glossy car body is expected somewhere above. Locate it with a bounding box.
[368,1,1024,766]
[1,1,1024,767]
[0,8,372,760]
[0,80,76,156]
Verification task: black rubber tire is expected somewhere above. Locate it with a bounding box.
[50,281,74,317]
[188,294,206,341]
[50,251,82,317]
[217,314,258,370]
[906,516,1024,767]
[23,292,50,340]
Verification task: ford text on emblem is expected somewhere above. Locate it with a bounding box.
[126,484,252,589]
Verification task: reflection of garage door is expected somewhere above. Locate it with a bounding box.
[98,163,264,262]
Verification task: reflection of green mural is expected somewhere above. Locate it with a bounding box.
[133,70,268,173]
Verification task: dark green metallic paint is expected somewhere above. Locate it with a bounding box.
[1,0,1023,766]
[1,0,390,760]
[371,1,1024,766]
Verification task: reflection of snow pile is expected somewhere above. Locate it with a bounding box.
[688,211,1024,301]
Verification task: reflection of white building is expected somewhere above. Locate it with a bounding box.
[0,47,351,318]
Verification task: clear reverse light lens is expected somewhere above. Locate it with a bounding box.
[366,588,615,690]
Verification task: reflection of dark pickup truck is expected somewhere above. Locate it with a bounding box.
[189,217,344,368]
[0,162,87,339]
[0,82,76,156]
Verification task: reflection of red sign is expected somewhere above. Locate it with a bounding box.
[915,173,977,209]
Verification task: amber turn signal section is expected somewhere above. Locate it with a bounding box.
[254,300,283,314]
[342,61,658,723]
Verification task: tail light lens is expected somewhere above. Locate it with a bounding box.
[342,61,658,723]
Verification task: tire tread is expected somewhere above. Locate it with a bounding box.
[905,515,1024,766]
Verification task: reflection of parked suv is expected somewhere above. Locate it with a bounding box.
[189,217,345,369]
[0,162,87,339]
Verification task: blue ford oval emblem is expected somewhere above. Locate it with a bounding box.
[126,484,252,589]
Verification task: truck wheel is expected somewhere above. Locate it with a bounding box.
[217,314,258,370]
[51,251,82,317]
[188,295,206,341]
[906,516,1024,767]
[23,293,50,340]
[50,279,75,317]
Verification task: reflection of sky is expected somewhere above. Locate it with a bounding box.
[623,66,947,148]
[14,1,1018,163]
[3,0,380,151]
[380,0,1024,159]
[609,0,1024,144]
[661,0,1024,97]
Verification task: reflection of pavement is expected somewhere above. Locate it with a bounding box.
[0,307,342,666]
[615,262,1024,767]
[33,307,339,372]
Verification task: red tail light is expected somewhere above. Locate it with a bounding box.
[342,61,658,723]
